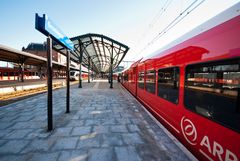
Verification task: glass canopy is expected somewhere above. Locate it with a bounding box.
[53,33,129,73]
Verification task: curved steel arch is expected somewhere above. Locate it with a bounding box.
[53,33,129,74]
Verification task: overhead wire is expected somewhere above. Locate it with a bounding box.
[161,0,205,36]
[134,0,173,49]
[138,0,205,55]
[148,0,173,29]
[150,0,205,44]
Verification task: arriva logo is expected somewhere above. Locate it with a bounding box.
[180,116,238,161]
[180,116,197,145]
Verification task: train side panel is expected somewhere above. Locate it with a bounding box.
[124,13,240,160]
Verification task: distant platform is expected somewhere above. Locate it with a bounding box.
[0,79,66,88]
[0,79,79,107]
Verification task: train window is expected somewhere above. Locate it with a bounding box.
[138,71,145,89]
[3,72,8,76]
[158,67,179,104]
[129,73,132,83]
[9,72,14,76]
[184,58,240,132]
[146,70,156,94]
[124,74,128,81]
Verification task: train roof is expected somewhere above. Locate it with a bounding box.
[141,2,240,62]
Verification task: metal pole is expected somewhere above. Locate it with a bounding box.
[47,36,53,131]
[91,64,94,81]
[38,66,42,80]
[78,62,82,88]
[66,50,70,113]
[110,45,113,88]
[110,57,113,88]
[21,62,24,82]
[91,67,93,81]
[78,44,83,88]
[88,57,90,83]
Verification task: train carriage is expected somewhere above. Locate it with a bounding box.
[122,3,240,161]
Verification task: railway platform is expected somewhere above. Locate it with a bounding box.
[0,79,70,93]
[0,79,81,107]
[0,79,65,87]
[0,80,195,161]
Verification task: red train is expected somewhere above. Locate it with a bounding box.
[69,70,89,81]
[0,67,40,81]
[122,4,240,161]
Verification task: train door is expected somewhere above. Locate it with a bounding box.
[133,66,138,96]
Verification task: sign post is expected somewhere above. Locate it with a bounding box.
[66,50,70,113]
[47,36,53,131]
[35,14,74,131]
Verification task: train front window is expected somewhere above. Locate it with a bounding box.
[184,58,240,132]
[138,71,145,89]
[70,71,75,76]
[146,70,156,94]
[157,67,179,104]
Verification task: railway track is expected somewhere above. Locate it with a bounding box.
[0,81,78,106]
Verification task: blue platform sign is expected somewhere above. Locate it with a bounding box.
[35,14,74,51]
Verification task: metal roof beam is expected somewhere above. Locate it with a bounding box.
[90,37,101,72]
[52,33,130,74]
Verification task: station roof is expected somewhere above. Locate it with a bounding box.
[53,33,129,73]
[0,44,76,69]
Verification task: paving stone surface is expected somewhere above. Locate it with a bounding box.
[0,80,192,161]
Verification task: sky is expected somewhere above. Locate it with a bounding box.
[0,0,239,63]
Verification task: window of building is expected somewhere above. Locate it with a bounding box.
[138,71,145,89]
[146,70,156,94]
[184,58,240,132]
[158,67,179,104]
